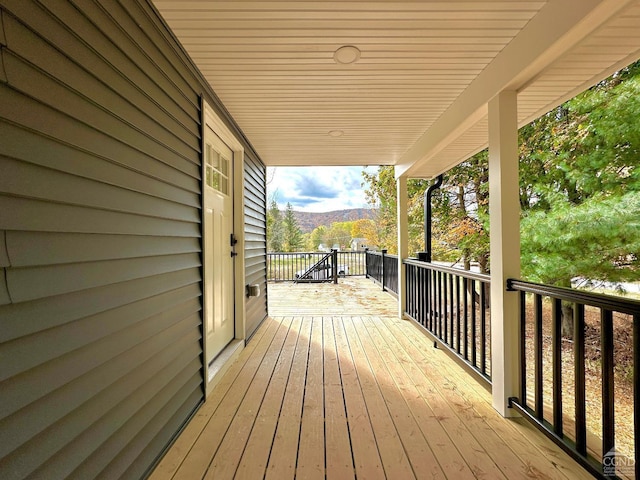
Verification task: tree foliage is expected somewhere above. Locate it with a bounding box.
[308,221,359,250]
[282,203,304,252]
[361,167,428,254]
[308,225,327,250]
[362,60,640,285]
[432,151,490,271]
[362,156,488,267]
[351,219,378,248]
[266,199,283,252]
[521,192,640,286]
[267,201,304,252]
[518,60,640,286]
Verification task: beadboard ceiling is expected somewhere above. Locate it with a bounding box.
[153,0,640,178]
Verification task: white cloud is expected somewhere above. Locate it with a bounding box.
[267,166,379,212]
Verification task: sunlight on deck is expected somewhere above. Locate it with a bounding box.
[151,278,589,479]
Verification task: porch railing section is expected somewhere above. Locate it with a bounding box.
[365,249,398,295]
[294,250,337,284]
[506,278,640,480]
[267,251,366,282]
[404,259,491,385]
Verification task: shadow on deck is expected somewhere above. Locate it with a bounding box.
[150,277,589,479]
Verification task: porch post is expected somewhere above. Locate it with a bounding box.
[397,175,409,318]
[488,90,521,417]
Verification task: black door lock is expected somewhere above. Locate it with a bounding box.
[230,234,238,257]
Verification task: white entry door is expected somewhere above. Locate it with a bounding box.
[203,125,235,365]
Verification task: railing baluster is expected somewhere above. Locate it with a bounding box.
[443,272,448,342]
[449,273,455,346]
[406,264,412,318]
[432,269,437,333]
[463,277,469,361]
[574,303,587,456]
[428,268,433,329]
[480,281,486,376]
[420,266,426,326]
[413,265,417,320]
[534,294,543,420]
[412,265,416,322]
[438,269,442,336]
[601,308,614,457]
[552,297,563,436]
[520,290,527,408]
[471,279,477,367]
[456,276,461,354]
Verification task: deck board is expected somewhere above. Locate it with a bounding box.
[150,277,591,480]
[296,318,326,479]
[264,317,311,480]
[323,318,355,479]
[234,317,302,479]
[333,316,386,480]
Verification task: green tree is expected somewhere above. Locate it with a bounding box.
[351,219,378,249]
[309,225,328,251]
[432,151,490,271]
[362,166,428,254]
[266,200,283,252]
[325,221,354,250]
[282,203,304,252]
[519,60,640,287]
[362,162,487,265]
[521,193,640,286]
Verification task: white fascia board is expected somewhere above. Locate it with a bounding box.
[395,0,635,180]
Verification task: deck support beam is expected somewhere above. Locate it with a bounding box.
[488,90,521,417]
[397,175,409,318]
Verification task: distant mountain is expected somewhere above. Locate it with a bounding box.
[292,208,377,233]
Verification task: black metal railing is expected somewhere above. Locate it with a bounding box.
[365,249,398,295]
[294,251,337,284]
[507,278,640,480]
[267,251,366,282]
[404,259,491,385]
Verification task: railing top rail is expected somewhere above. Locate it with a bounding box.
[268,251,365,255]
[267,251,323,255]
[507,278,640,316]
[403,258,491,283]
[366,250,398,259]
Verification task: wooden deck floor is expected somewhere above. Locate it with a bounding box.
[150,278,590,480]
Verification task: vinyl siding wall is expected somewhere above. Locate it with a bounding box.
[0,1,267,478]
[243,153,268,339]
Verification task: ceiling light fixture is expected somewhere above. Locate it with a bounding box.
[333,45,361,64]
[328,130,344,137]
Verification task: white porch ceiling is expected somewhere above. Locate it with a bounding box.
[153,0,640,178]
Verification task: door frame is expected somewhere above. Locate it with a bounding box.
[201,98,247,396]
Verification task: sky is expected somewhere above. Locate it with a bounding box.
[267,166,380,212]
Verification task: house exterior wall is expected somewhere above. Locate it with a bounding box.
[243,153,268,340]
[0,1,267,478]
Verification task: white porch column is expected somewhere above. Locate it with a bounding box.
[396,175,409,318]
[488,90,521,417]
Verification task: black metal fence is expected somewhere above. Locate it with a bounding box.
[404,259,491,385]
[365,250,399,295]
[507,278,640,479]
[267,251,366,282]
